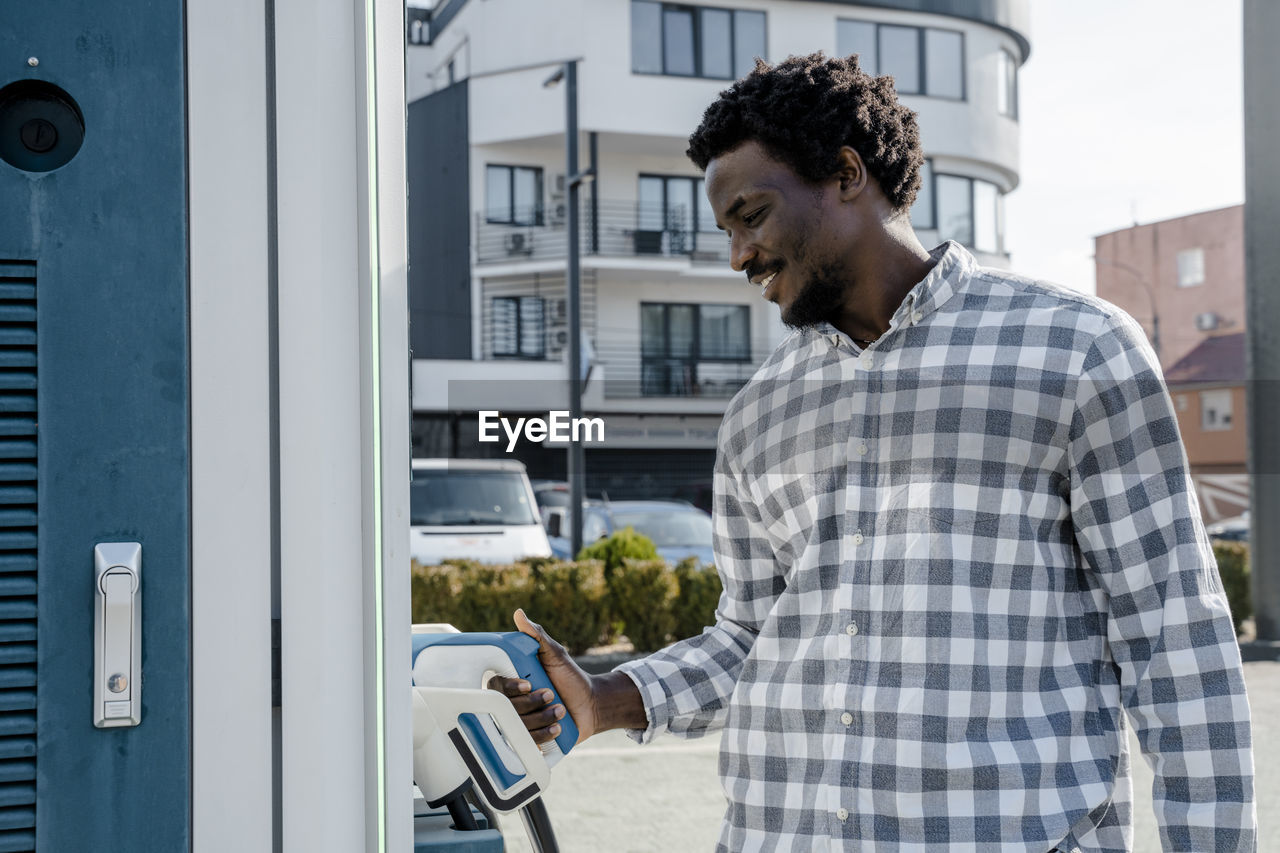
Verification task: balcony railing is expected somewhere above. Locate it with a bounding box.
[476,200,732,266]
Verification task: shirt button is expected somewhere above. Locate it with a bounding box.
[852,532,864,545]
[845,622,858,636]
[840,712,854,725]
[830,333,841,347]
[836,808,849,822]
[857,443,868,455]
[911,311,923,324]
[859,353,874,369]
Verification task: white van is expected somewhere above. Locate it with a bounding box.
[409,458,552,565]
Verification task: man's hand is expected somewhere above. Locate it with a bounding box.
[488,609,600,745]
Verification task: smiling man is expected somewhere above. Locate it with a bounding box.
[497,54,1256,852]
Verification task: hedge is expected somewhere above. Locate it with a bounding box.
[411,533,724,654]
[1213,540,1251,636]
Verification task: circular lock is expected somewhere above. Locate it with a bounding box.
[0,79,85,173]
[108,673,128,694]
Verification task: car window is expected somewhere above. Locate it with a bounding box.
[410,470,538,526]
[583,511,609,543]
[611,509,712,546]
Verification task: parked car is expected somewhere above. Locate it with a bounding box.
[1206,511,1249,543]
[546,499,714,566]
[410,459,551,565]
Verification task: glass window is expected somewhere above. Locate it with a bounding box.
[631,1,663,74]
[925,29,963,99]
[700,8,733,79]
[485,167,511,224]
[733,10,766,78]
[491,296,545,359]
[485,165,542,226]
[836,20,877,70]
[410,469,538,526]
[1201,389,1233,431]
[936,174,972,247]
[638,176,665,231]
[662,7,696,76]
[513,168,540,227]
[911,158,934,229]
[972,180,999,254]
[997,48,1018,118]
[838,20,964,99]
[699,304,749,360]
[669,304,696,358]
[632,2,766,79]
[641,304,666,358]
[1177,247,1205,287]
[879,25,920,94]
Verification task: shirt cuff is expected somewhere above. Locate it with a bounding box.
[612,657,669,744]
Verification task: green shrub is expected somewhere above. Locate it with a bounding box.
[671,557,724,642]
[1213,541,1251,636]
[577,526,658,578]
[410,558,612,654]
[609,559,678,652]
[527,560,612,655]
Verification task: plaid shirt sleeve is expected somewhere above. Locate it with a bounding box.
[1067,312,1256,850]
[614,427,775,744]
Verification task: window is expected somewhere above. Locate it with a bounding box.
[1177,247,1205,287]
[927,168,1003,254]
[641,303,749,395]
[837,19,964,99]
[637,175,719,255]
[491,296,546,359]
[997,48,1017,118]
[1201,389,1233,431]
[632,2,766,79]
[486,165,543,226]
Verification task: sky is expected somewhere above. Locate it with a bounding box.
[1004,1,1245,294]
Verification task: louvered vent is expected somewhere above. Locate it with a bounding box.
[0,261,36,853]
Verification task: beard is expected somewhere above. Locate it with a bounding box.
[780,261,847,330]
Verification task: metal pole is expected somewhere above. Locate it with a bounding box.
[589,131,599,255]
[1245,0,1280,641]
[565,60,585,558]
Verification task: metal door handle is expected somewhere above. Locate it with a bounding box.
[94,543,141,728]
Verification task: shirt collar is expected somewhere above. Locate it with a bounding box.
[808,241,976,348]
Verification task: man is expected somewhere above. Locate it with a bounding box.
[496,53,1256,851]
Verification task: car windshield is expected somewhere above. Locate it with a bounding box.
[611,509,712,547]
[411,469,538,526]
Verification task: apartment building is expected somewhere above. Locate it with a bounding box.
[406,0,1030,500]
[1094,205,1248,521]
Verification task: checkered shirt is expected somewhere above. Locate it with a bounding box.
[615,242,1255,852]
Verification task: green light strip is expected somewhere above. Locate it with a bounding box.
[362,0,387,849]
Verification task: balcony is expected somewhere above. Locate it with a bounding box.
[476,200,731,266]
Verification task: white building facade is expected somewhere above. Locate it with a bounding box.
[406,0,1030,500]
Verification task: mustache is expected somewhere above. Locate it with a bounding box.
[745,261,783,283]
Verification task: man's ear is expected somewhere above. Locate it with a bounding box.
[835,146,868,201]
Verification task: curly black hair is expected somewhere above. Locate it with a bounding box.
[687,52,923,211]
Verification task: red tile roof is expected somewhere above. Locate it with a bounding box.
[1164,332,1246,386]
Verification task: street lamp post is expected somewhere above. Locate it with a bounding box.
[1093,255,1161,364]
[545,60,592,557]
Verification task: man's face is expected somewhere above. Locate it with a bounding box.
[705,140,850,329]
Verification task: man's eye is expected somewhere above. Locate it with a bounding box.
[742,208,765,226]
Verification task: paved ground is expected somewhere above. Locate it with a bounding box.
[495,660,1280,852]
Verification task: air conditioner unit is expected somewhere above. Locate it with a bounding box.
[504,232,532,255]
[1195,312,1220,331]
[548,193,567,226]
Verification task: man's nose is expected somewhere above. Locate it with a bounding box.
[729,234,757,273]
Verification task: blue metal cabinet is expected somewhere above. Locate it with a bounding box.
[0,4,190,850]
